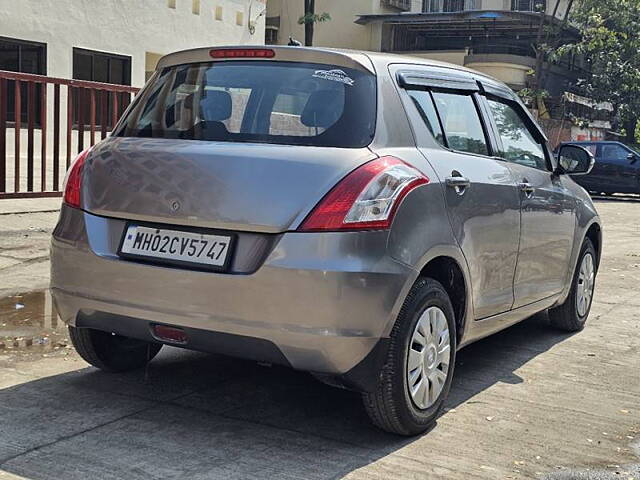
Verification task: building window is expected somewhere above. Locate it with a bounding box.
[0,36,46,125]
[72,48,131,127]
[265,27,279,44]
[215,5,223,20]
[168,0,176,8]
[73,48,131,85]
[192,0,200,14]
[511,0,546,11]
[423,0,477,12]
[383,0,412,10]
[236,11,244,26]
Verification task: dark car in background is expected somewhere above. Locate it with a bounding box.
[555,141,640,195]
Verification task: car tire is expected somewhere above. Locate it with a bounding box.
[362,277,457,436]
[548,238,597,332]
[69,326,162,372]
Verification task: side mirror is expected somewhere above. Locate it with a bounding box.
[627,152,638,164]
[556,144,595,176]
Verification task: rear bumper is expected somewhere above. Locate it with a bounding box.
[51,206,416,378]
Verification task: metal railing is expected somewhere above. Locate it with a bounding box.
[0,70,139,199]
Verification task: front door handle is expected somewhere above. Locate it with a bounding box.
[518,181,535,196]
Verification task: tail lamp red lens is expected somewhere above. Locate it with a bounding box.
[209,48,275,59]
[63,148,91,209]
[299,156,429,232]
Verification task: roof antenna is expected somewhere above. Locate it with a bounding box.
[288,36,302,46]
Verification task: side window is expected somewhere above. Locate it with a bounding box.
[600,144,628,161]
[487,98,547,170]
[407,90,446,147]
[431,91,489,156]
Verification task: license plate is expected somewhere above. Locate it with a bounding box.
[119,225,233,270]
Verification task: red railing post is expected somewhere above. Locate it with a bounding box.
[66,85,73,169]
[53,84,60,190]
[111,91,119,131]
[40,82,47,191]
[78,88,85,153]
[89,88,96,146]
[27,81,35,191]
[100,89,107,140]
[14,79,21,192]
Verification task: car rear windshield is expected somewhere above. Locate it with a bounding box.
[114,61,377,148]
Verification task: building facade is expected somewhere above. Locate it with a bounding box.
[266,0,423,51]
[266,0,609,143]
[1,0,266,88]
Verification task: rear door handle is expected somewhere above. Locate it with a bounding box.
[445,175,471,191]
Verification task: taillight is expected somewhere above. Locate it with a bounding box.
[63,148,90,208]
[209,48,275,59]
[299,156,429,232]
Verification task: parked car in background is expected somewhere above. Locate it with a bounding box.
[555,141,640,195]
[51,46,602,436]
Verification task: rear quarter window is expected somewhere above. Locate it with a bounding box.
[114,61,376,148]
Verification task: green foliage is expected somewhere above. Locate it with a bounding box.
[557,0,640,140]
[518,88,549,106]
[298,12,331,25]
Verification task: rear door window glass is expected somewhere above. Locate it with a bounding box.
[431,92,489,156]
[115,61,376,148]
[487,99,547,170]
[407,90,446,147]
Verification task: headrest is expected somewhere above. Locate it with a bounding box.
[200,89,232,121]
[301,90,343,128]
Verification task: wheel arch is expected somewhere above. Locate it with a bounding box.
[584,222,602,269]
[416,254,470,346]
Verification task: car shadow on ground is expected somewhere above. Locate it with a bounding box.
[0,313,574,479]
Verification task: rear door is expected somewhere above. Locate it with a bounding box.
[397,68,521,319]
[481,90,576,307]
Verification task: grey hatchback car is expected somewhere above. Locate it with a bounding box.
[51,46,602,435]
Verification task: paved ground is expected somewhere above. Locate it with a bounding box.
[0,197,60,298]
[0,197,638,480]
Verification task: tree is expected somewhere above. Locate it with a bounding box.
[523,0,575,118]
[298,0,331,47]
[556,0,640,143]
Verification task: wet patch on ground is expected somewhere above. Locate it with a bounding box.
[0,290,70,361]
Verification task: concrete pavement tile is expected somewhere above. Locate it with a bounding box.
[0,371,154,463]
[1,404,378,480]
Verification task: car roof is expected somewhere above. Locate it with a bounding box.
[157,45,502,85]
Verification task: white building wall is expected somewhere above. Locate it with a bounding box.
[0,0,266,87]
